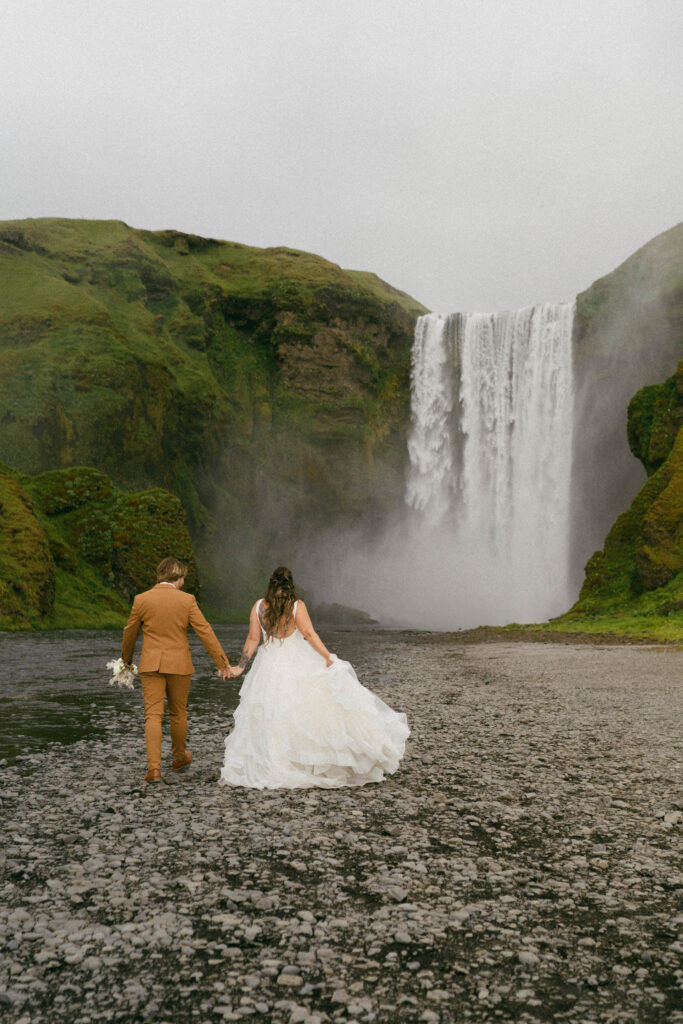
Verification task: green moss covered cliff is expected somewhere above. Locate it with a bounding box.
[570,221,683,592]
[557,359,683,639]
[0,462,196,630]
[0,218,426,618]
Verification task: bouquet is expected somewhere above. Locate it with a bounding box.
[106,657,138,690]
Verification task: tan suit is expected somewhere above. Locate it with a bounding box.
[122,584,229,771]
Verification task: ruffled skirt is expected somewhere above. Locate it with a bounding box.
[219,632,409,789]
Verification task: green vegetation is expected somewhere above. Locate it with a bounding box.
[0,462,196,630]
[0,465,55,629]
[547,359,683,642]
[545,220,683,643]
[2,217,680,638]
[0,218,426,622]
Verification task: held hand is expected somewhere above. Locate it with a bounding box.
[219,667,230,681]
[229,665,244,679]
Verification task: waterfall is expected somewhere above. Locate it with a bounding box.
[406,302,575,624]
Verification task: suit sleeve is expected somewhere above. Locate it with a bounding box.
[121,597,142,664]
[189,599,230,669]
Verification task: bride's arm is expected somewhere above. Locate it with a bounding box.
[231,603,262,676]
[295,601,333,667]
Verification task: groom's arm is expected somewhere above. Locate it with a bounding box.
[122,598,142,665]
[188,599,230,671]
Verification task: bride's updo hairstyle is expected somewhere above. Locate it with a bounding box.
[262,566,298,640]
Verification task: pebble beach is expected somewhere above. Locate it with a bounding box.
[1,633,682,1023]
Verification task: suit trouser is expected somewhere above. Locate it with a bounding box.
[140,672,192,771]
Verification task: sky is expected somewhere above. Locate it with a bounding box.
[2,0,682,313]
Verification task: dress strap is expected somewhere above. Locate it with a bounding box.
[293,600,298,618]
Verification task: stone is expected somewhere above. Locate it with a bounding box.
[1,635,681,1024]
[517,950,539,967]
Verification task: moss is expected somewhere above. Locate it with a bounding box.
[635,427,683,589]
[560,358,683,636]
[627,366,683,475]
[0,217,426,613]
[109,488,198,600]
[0,463,198,630]
[0,474,55,628]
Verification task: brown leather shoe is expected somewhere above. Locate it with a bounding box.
[172,750,193,772]
[145,768,162,783]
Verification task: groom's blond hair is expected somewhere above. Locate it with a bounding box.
[156,558,188,583]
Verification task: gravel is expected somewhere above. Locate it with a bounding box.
[0,636,681,1023]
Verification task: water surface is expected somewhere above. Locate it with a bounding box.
[0,627,247,762]
[0,625,393,763]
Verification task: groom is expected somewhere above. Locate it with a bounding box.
[122,557,231,783]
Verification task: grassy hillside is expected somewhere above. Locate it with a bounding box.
[0,218,426,616]
[0,462,197,630]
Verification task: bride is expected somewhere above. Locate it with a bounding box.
[219,567,409,789]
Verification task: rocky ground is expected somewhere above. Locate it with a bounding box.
[1,635,682,1023]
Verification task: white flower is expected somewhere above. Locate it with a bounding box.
[106,657,138,690]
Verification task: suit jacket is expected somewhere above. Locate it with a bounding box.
[121,584,229,675]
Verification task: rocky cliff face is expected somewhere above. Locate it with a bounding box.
[0,219,425,616]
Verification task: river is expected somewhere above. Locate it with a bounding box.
[0,626,405,763]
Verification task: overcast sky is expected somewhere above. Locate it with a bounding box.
[2,0,682,312]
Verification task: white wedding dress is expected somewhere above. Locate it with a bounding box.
[219,601,409,789]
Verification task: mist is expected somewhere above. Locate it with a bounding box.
[298,228,683,629]
[570,226,683,589]
[301,303,576,630]
[299,515,568,630]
